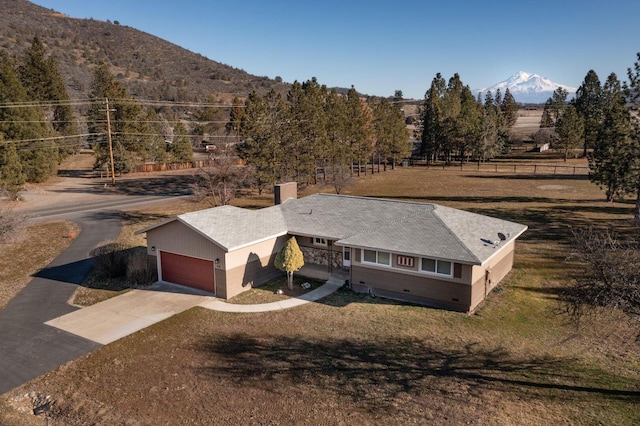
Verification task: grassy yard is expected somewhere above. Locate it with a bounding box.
[0,221,79,310]
[2,160,639,425]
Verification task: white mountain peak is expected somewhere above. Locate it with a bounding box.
[479,71,577,104]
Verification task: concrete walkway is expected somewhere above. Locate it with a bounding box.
[199,280,343,313]
[45,280,344,345]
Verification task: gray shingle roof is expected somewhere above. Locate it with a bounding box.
[279,194,526,264]
[139,193,527,265]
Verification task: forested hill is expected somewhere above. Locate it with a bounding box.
[0,0,289,102]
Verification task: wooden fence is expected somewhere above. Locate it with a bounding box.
[132,159,215,173]
[411,160,589,176]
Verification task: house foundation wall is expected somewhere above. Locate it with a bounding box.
[350,265,472,312]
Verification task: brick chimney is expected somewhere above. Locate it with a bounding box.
[274,182,297,205]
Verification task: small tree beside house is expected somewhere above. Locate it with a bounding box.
[274,236,305,290]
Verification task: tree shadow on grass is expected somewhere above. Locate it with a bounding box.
[193,334,639,412]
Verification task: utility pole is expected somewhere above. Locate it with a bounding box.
[105,97,116,185]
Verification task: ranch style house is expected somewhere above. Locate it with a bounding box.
[137,183,527,313]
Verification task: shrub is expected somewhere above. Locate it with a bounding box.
[90,242,129,278]
[126,250,157,285]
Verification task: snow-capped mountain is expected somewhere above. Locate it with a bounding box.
[478,71,577,104]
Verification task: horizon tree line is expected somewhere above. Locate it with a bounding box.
[538,55,640,223]
[234,78,411,193]
[415,73,519,165]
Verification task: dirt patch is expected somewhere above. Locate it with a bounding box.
[536,184,573,191]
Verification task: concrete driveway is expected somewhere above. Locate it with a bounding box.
[46,288,210,345]
[46,280,344,344]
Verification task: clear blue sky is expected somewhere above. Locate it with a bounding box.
[31,0,640,99]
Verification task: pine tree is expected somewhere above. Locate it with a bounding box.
[589,73,633,202]
[194,93,224,137]
[473,91,504,162]
[555,104,584,161]
[225,96,245,137]
[418,73,446,162]
[574,70,603,157]
[87,64,152,173]
[325,89,351,190]
[18,37,79,158]
[236,90,286,191]
[372,97,410,170]
[0,137,25,199]
[501,88,519,128]
[625,53,640,224]
[145,109,168,164]
[274,236,305,290]
[0,50,56,183]
[170,122,193,163]
[345,87,372,173]
[540,99,555,128]
[284,78,329,184]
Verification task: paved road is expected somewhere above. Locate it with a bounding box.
[0,211,121,394]
[25,194,188,221]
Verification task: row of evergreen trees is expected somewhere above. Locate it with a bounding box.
[416,73,519,164]
[86,64,194,175]
[0,38,195,197]
[0,37,78,196]
[234,79,411,190]
[540,54,640,222]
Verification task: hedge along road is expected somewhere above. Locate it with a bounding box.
[1,173,193,394]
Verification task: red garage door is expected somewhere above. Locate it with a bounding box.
[160,251,215,293]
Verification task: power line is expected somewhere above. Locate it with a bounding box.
[0,98,243,109]
[1,133,103,145]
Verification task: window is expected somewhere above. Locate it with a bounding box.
[437,260,452,275]
[420,258,452,277]
[363,249,377,263]
[421,258,436,273]
[397,255,414,267]
[362,249,391,266]
[313,237,327,246]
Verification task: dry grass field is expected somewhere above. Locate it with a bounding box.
[511,108,544,140]
[0,221,79,310]
[2,160,639,425]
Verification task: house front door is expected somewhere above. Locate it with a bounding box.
[343,247,351,268]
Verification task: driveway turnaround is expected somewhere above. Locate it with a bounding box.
[0,211,121,395]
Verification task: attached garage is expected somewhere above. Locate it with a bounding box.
[160,251,215,294]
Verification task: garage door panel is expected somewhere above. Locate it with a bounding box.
[160,251,215,293]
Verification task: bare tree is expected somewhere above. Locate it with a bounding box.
[560,227,640,330]
[191,157,249,206]
[328,163,353,195]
